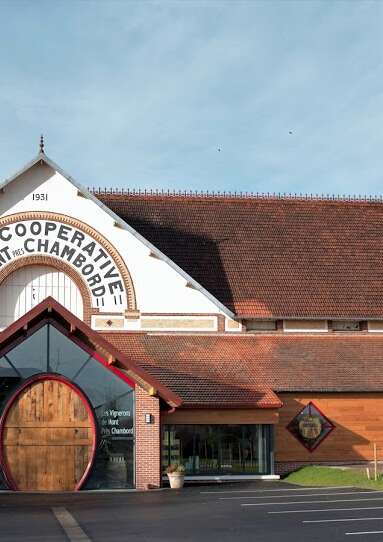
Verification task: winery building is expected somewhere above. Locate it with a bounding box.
[0,144,382,491]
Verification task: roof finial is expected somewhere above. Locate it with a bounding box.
[39,134,44,154]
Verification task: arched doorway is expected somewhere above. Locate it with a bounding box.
[0,266,83,328]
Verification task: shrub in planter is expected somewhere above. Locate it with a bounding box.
[166,464,185,489]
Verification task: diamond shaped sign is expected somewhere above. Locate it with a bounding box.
[287,402,335,452]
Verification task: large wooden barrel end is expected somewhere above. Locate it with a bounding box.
[0,375,96,491]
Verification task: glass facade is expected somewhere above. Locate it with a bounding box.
[0,323,135,489]
[162,424,272,475]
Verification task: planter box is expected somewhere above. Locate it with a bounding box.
[167,473,185,489]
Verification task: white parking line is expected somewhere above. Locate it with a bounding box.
[269,507,383,515]
[346,531,383,536]
[52,507,91,542]
[242,497,383,507]
[201,485,353,494]
[303,518,383,524]
[221,490,378,500]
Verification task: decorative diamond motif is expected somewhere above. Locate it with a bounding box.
[286,402,335,452]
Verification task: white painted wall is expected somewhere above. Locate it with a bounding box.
[0,265,83,328]
[0,161,227,320]
[283,320,328,332]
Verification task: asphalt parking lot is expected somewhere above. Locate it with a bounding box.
[1,482,383,541]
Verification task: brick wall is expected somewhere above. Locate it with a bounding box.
[135,385,161,490]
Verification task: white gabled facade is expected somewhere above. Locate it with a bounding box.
[0,151,234,330]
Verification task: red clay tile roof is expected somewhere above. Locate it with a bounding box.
[102,332,383,404]
[96,193,383,318]
[102,332,282,408]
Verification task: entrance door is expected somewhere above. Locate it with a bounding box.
[0,375,96,491]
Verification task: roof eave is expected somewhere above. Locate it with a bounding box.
[179,402,282,409]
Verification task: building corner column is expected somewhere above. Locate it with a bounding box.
[135,385,161,490]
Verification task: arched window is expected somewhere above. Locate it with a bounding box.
[0,266,83,328]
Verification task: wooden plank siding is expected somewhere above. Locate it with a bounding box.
[162,408,279,425]
[1,377,95,491]
[276,393,383,462]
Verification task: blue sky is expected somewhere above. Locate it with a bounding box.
[0,0,382,195]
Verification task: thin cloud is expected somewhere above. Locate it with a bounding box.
[0,0,382,196]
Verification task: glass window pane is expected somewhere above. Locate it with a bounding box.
[91,390,134,489]
[195,425,220,474]
[0,377,21,412]
[162,424,271,476]
[0,356,19,378]
[74,359,133,408]
[162,425,194,473]
[84,440,134,489]
[49,325,91,379]
[0,358,21,411]
[6,325,48,378]
[97,391,134,439]
[162,428,170,471]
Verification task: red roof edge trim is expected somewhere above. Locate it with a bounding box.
[0,297,182,408]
